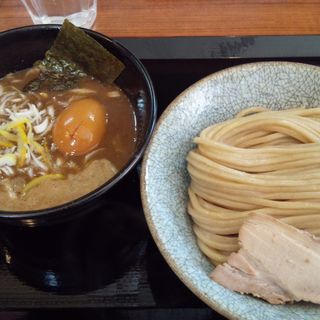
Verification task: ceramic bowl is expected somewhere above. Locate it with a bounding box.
[141,61,320,320]
[0,25,156,227]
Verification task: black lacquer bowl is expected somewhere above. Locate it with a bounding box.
[0,25,157,227]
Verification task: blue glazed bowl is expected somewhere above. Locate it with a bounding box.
[141,62,320,320]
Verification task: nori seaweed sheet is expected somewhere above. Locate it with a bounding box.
[24,20,125,92]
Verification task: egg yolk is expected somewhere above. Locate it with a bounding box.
[52,98,106,156]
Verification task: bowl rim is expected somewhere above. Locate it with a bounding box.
[0,24,157,220]
[140,61,320,319]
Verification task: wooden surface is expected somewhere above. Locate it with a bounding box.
[0,0,320,37]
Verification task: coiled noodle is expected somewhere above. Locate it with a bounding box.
[187,107,320,265]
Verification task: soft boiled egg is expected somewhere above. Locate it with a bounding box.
[52,98,106,156]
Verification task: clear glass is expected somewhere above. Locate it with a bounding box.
[20,0,97,28]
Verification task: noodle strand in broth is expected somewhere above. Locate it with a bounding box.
[187,107,320,265]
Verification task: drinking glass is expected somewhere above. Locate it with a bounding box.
[20,0,97,28]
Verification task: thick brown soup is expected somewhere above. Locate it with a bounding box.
[0,68,137,211]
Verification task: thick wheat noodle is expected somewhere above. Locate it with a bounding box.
[189,189,248,219]
[235,106,268,117]
[188,207,244,229]
[192,177,320,200]
[196,148,320,172]
[238,135,299,148]
[193,225,239,250]
[189,166,320,193]
[197,143,320,162]
[204,111,320,139]
[196,137,320,153]
[205,117,320,143]
[190,188,320,222]
[188,154,320,186]
[197,145,320,162]
[197,238,229,264]
[187,158,320,188]
[192,181,320,210]
[226,130,272,146]
[187,107,320,265]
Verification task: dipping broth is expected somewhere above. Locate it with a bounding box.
[0,67,137,211]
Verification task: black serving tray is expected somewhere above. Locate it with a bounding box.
[1,35,320,320]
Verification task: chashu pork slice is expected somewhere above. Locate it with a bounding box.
[211,214,320,304]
